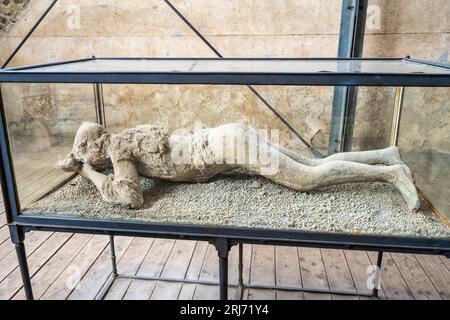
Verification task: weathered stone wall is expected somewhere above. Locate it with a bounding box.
[0,0,448,156]
[0,0,30,33]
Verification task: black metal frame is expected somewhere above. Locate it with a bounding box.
[2,57,447,300]
[0,1,449,301]
[0,56,449,87]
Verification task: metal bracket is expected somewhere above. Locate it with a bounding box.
[8,224,25,244]
[213,238,233,258]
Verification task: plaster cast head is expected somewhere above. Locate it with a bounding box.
[72,122,111,169]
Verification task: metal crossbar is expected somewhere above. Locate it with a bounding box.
[96,236,382,300]
[2,0,58,68]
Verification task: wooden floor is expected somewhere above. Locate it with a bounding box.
[0,152,449,300]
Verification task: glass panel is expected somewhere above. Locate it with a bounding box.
[1,83,97,209]
[352,86,396,151]
[11,58,450,75]
[13,83,448,240]
[398,87,450,224]
[102,83,333,157]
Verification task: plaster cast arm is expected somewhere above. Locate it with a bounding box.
[56,153,144,209]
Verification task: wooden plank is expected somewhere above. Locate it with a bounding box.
[367,252,414,300]
[227,243,252,300]
[0,231,53,283]
[0,232,72,300]
[0,167,73,227]
[186,242,252,300]
[0,147,70,218]
[0,164,54,222]
[0,166,59,224]
[440,256,450,272]
[390,253,441,300]
[104,237,155,300]
[298,247,331,300]
[248,245,276,300]
[14,156,63,200]
[150,240,197,300]
[17,167,56,199]
[0,238,15,262]
[12,233,93,300]
[321,249,358,300]
[20,169,73,206]
[39,235,110,300]
[123,238,175,300]
[68,236,134,300]
[193,244,220,300]
[344,250,386,299]
[0,225,10,245]
[415,254,450,300]
[275,246,303,300]
[178,241,209,300]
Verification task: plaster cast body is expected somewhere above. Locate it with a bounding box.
[57,122,420,210]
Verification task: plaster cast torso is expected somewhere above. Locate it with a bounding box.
[107,124,228,183]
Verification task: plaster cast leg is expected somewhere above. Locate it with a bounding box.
[322,147,414,183]
[271,144,414,182]
[267,143,318,166]
[243,147,420,210]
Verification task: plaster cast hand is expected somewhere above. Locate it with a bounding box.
[56,153,82,172]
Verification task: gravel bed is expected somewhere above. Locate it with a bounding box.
[24,173,450,238]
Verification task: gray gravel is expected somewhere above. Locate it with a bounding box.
[24,173,450,238]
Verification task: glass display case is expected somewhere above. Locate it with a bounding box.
[1,57,449,300]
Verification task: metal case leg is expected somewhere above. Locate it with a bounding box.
[218,256,228,300]
[15,242,34,300]
[9,226,34,300]
[109,235,118,276]
[371,251,383,298]
[96,235,118,300]
[237,242,244,299]
[214,238,233,300]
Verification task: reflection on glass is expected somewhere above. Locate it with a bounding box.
[12,58,450,75]
[1,83,446,240]
[398,87,450,228]
[1,83,96,208]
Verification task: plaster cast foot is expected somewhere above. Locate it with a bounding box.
[385,147,415,183]
[391,165,420,211]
